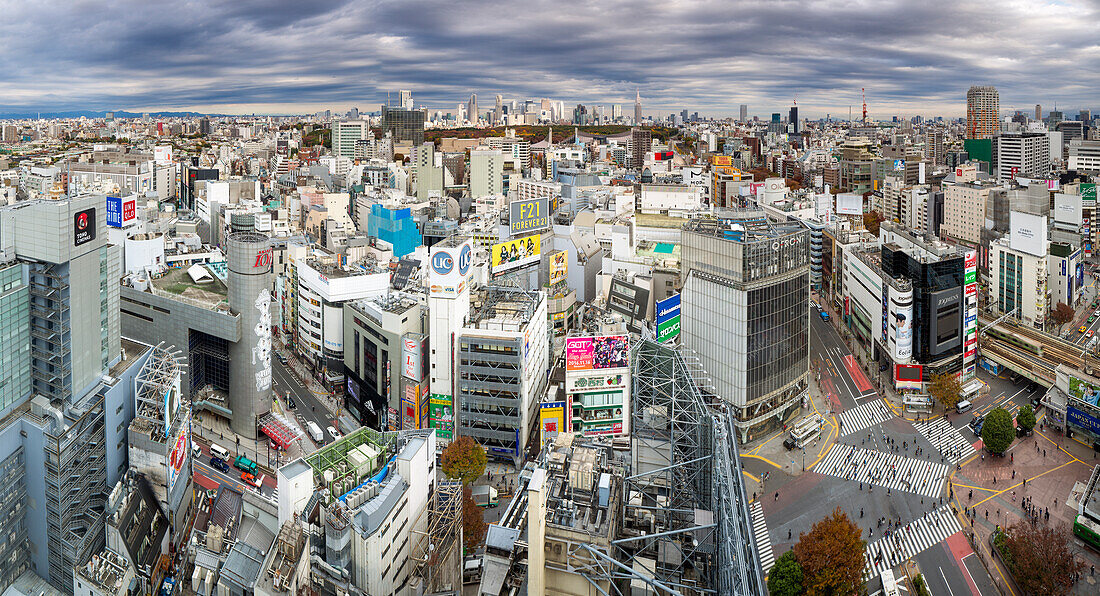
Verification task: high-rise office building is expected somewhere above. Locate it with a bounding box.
[398,89,413,110]
[468,93,478,124]
[381,105,425,145]
[634,89,642,124]
[993,132,1051,182]
[966,85,999,139]
[740,104,748,122]
[1035,104,1042,121]
[789,105,799,134]
[331,119,371,159]
[199,117,212,135]
[494,94,503,125]
[612,104,622,120]
[630,127,651,170]
[1081,109,1092,123]
[680,213,810,440]
[470,148,503,197]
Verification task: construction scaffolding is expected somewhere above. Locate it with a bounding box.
[409,480,463,592]
[621,338,766,595]
[135,342,186,434]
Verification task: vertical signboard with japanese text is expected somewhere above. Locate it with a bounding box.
[963,250,978,380]
[656,294,681,343]
[429,394,454,439]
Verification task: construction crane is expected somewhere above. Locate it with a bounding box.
[861,88,867,123]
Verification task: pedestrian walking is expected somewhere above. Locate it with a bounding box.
[774,491,779,501]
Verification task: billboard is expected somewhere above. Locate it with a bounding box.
[1068,406,1100,435]
[1054,193,1083,226]
[401,333,426,380]
[167,417,190,494]
[429,239,473,297]
[154,145,172,165]
[492,234,540,275]
[892,290,914,361]
[656,293,681,343]
[836,193,862,215]
[566,371,627,393]
[106,196,137,228]
[539,400,567,441]
[566,335,629,371]
[1009,211,1048,257]
[549,251,568,286]
[401,381,421,429]
[1083,183,1097,207]
[510,197,550,235]
[74,207,96,246]
[429,394,454,439]
[895,364,923,390]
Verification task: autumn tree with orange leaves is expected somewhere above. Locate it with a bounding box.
[793,507,866,595]
[462,485,487,552]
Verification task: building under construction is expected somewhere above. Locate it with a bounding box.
[477,337,764,595]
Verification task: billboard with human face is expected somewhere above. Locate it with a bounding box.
[565,335,629,371]
[492,234,540,275]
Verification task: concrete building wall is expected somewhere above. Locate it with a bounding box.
[226,232,273,437]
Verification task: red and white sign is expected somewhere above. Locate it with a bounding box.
[254,249,272,269]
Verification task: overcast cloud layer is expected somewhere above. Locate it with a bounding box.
[1,0,1097,118]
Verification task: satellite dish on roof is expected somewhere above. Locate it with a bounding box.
[446,197,461,220]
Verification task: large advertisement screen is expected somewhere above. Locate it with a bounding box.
[566,335,629,371]
[962,250,978,380]
[1009,211,1048,257]
[549,251,568,285]
[74,207,96,246]
[510,197,550,235]
[836,193,862,215]
[895,364,922,390]
[492,234,540,275]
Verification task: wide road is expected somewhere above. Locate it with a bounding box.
[810,300,879,412]
[271,357,335,448]
[192,442,277,499]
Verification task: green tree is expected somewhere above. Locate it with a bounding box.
[928,372,962,410]
[767,550,804,596]
[1001,520,1084,595]
[1017,404,1036,433]
[440,436,487,484]
[462,485,487,552]
[981,407,1015,454]
[863,210,884,236]
[793,507,865,596]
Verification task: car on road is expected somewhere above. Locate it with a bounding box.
[242,471,264,488]
[277,353,288,364]
[210,456,230,473]
[327,426,342,441]
[1090,315,1096,323]
[234,455,258,475]
[969,415,985,435]
[286,395,296,409]
[783,437,798,450]
[1080,325,1088,333]
[1090,330,1095,338]
[306,421,324,443]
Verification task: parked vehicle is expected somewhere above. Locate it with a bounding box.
[471,485,499,508]
[242,472,263,488]
[306,421,324,443]
[210,443,231,461]
[819,311,830,322]
[327,425,342,441]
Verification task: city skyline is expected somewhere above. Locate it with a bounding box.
[1,0,1098,118]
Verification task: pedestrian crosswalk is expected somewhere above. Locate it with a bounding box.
[749,501,776,572]
[913,417,976,464]
[814,443,950,498]
[837,399,893,437]
[863,505,962,578]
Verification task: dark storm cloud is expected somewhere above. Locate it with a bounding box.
[0,0,1096,116]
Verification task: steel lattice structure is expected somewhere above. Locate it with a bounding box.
[621,338,766,596]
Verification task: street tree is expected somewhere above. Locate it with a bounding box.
[1017,404,1036,433]
[928,372,962,410]
[1050,302,1075,326]
[981,407,1015,454]
[1001,521,1084,596]
[767,550,804,596]
[441,436,487,484]
[793,506,865,595]
[462,485,487,552]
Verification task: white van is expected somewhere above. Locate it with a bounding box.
[210,443,231,461]
[956,400,973,413]
[306,421,324,443]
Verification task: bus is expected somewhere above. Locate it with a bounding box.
[1074,514,1100,551]
[786,415,824,449]
[234,455,258,475]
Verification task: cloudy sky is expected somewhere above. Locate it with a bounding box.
[1,0,1096,118]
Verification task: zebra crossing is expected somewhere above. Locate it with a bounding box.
[749,501,776,572]
[814,443,950,498]
[837,399,893,437]
[913,417,976,464]
[863,505,962,578]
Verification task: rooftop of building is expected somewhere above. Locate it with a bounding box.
[148,265,229,306]
[351,293,420,317]
[468,286,543,331]
[1,570,68,596]
[75,549,131,595]
[220,541,266,592]
[540,433,620,542]
[683,208,805,242]
[302,255,389,277]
